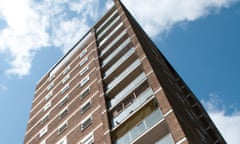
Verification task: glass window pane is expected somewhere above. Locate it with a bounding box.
[155,134,175,144]
[145,109,162,128]
[130,121,145,140]
[116,133,130,144]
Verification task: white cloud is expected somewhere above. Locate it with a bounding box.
[68,0,99,19]
[209,111,240,144]
[0,0,103,77]
[0,0,239,77]
[0,83,7,91]
[122,0,239,37]
[0,0,49,77]
[105,0,114,10]
[52,18,90,53]
[203,94,240,144]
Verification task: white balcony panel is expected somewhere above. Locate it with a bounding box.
[97,16,121,40]
[96,10,118,33]
[155,134,175,144]
[109,72,147,108]
[106,60,141,92]
[115,109,163,144]
[104,48,135,79]
[102,38,131,67]
[100,30,127,57]
[99,22,123,47]
[112,87,154,127]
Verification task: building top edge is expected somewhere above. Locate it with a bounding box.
[36,4,117,87]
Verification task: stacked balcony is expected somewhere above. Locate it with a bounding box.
[95,7,169,144]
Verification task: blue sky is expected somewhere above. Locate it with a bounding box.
[0,0,240,143]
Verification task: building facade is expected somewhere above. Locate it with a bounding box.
[24,0,226,144]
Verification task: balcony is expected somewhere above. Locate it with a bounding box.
[97,15,120,40]
[96,10,118,33]
[155,134,175,144]
[112,87,154,127]
[103,48,135,79]
[106,60,141,93]
[102,38,131,68]
[115,109,163,144]
[109,72,147,106]
[100,29,127,57]
[98,21,123,47]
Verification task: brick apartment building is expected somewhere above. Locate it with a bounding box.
[24,0,226,144]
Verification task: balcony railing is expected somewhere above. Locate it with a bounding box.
[109,72,147,108]
[98,22,123,47]
[100,30,127,57]
[102,38,131,68]
[106,60,141,92]
[155,134,175,144]
[103,48,135,79]
[96,10,118,33]
[112,87,154,127]
[97,16,121,40]
[115,109,163,144]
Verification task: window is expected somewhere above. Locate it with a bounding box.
[80,88,90,100]
[80,76,89,87]
[111,94,136,118]
[80,57,88,67]
[58,121,68,135]
[81,101,91,114]
[81,116,92,131]
[45,91,53,101]
[40,140,46,144]
[43,102,51,112]
[57,137,67,144]
[59,108,68,119]
[80,133,94,144]
[80,49,88,58]
[59,95,69,107]
[63,65,71,75]
[80,66,89,76]
[62,74,70,84]
[61,83,70,94]
[112,104,123,118]
[41,113,49,124]
[39,126,48,138]
[48,74,55,82]
[47,82,54,91]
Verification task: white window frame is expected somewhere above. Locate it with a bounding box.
[40,140,46,144]
[61,83,70,94]
[79,57,88,67]
[59,94,69,107]
[81,115,93,131]
[43,102,51,112]
[58,121,68,135]
[80,87,90,100]
[45,91,53,101]
[80,76,90,87]
[41,112,49,124]
[63,65,71,75]
[39,126,48,138]
[59,107,68,119]
[62,74,70,84]
[79,49,88,58]
[80,100,91,114]
[57,136,67,144]
[48,74,55,82]
[80,132,94,144]
[47,82,54,91]
[79,66,89,76]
